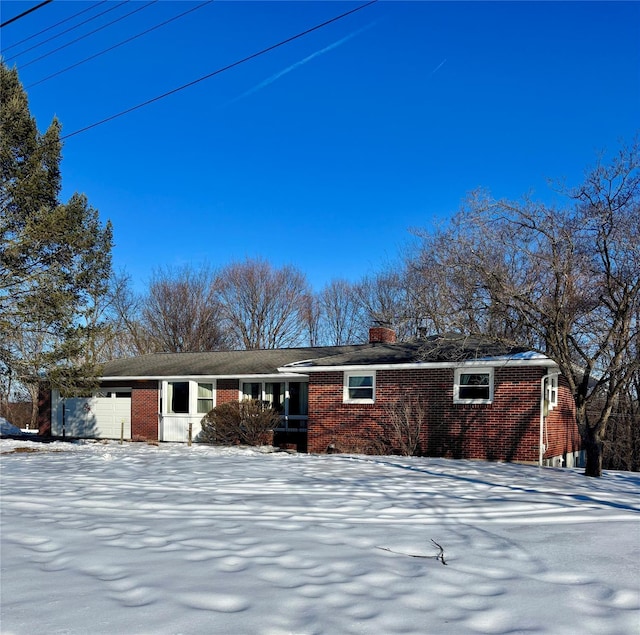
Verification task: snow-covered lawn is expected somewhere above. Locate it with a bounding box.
[1,439,638,635]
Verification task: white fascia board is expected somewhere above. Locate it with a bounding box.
[279,357,558,374]
[234,374,309,381]
[99,373,307,382]
[100,376,163,381]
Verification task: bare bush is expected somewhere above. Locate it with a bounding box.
[199,399,280,446]
[328,431,389,455]
[383,393,426,456]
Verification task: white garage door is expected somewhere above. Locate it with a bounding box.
[63,390,131,439]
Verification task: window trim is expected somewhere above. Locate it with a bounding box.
[453,367,494,404]
[343,371,376,404]
[547,374,558,409]
[162,379,217,415]
[167,380,190,414]
[197,382,214,414]
[238,379,309,420]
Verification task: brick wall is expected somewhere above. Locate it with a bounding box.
[307,366,577,463]
[216,379,240,405]
[369,327,397,344]
[130,381,159,441]
[543,375,580,458]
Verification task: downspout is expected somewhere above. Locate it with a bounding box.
[539,374,548,467]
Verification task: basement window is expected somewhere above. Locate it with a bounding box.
[454,368,493,404]
[344,372,375,404]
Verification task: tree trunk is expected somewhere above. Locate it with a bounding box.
[583,428,603,477]
[26,383,39,430]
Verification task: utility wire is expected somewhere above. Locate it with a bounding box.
[4,0,125,62]
[18,0,158,70]
[1,0,53,29]
[2,1,107,53]
[62,0,378,141]
[28,1,213,88]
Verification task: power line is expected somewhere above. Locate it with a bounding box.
[0,0,53,29]
[62,0,378,141]
[1,1,107,53]
[4,0,126,62]
[18,1,158,71]
[28,1,214,89]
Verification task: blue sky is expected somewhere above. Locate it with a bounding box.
[2,1,639,292]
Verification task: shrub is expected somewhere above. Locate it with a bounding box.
[328,432,389,455]
[382,393,426,456]
[199,399,280,446]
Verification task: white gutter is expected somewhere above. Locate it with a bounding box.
[100,373,307,382]
[280,357,559,374]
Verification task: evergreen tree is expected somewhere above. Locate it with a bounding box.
[0,62,113,424]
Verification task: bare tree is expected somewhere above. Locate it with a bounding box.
[356,269,418,342]
[318,279,364,345]
[107,266,229,356]
[102,271,153,358]
[300,292,322,347]
[411,141,640,476]
[602,379,639,472]
[140,265,228,353]
[216,258,310,349]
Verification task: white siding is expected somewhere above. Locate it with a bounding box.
[159,415,203,443]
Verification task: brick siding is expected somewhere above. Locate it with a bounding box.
[307,367,579,462]
[37,365,579,462]
[130,381,159,441]
[543,375,579,458]
[216,379,240,405]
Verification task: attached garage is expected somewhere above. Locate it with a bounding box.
[51,390,132,440]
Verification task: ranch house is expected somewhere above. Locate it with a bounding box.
[41,328,582,467]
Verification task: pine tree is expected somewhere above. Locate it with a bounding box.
[0,62,113,425]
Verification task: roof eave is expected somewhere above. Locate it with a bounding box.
[279,357,559,373]
[99,372,310,382]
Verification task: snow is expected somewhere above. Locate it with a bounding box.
[1,440,638,635]
[0,417,23,436]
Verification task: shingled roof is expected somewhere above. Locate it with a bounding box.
[100,334,538,378]
[100,345,366,378]
[284,333,533,368]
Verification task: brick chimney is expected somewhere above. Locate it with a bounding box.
[369,326,396,344]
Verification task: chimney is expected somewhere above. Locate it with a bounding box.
[369,326,396,344]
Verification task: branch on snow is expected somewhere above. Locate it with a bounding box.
[376,539,447,565]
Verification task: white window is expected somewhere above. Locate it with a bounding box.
[344,372,375,404]
[197,383,214,414]
[167,381,189,413]
[265,382,285,412]
[544,374,559,416]
[239,380,308,431]
[547,375,558,409]
[242,382,262,401]
[288,382,308,416]
[164,380,216,415]
[454,368,493,404]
